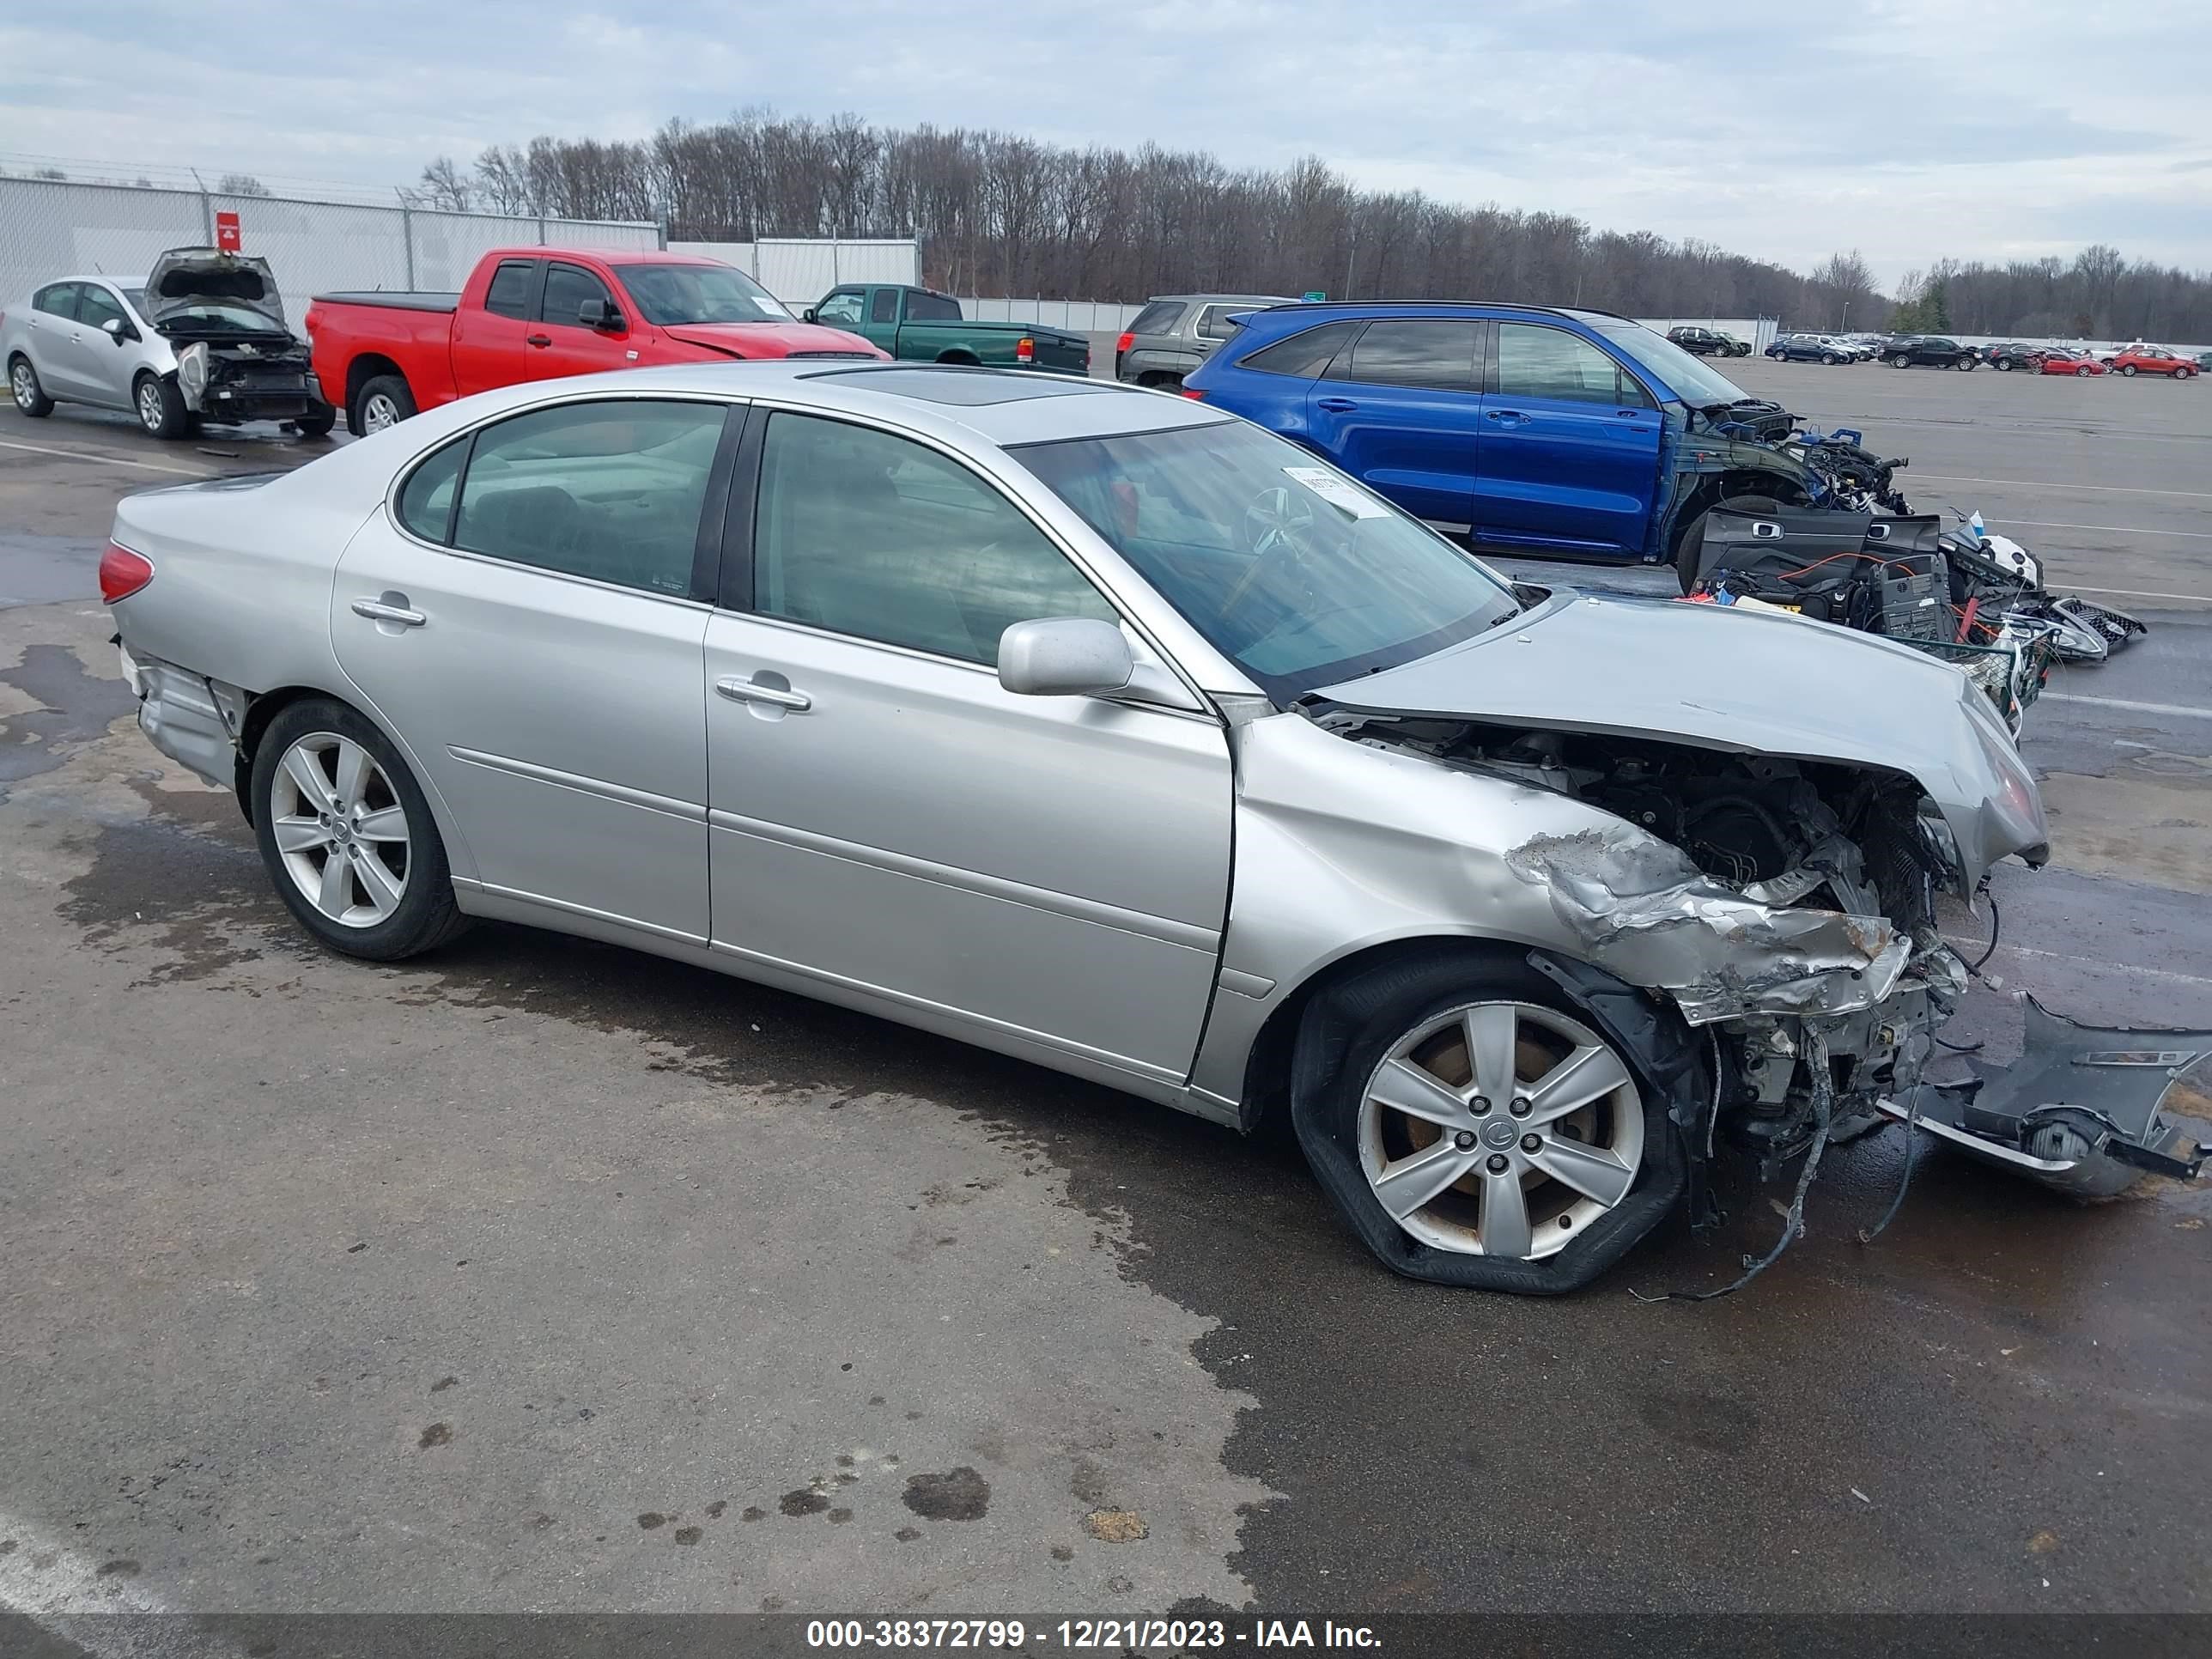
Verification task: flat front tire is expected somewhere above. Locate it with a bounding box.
[1289,950,1687,1292]
[251,697,468,961]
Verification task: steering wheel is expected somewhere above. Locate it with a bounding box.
[1221,485,1321,616]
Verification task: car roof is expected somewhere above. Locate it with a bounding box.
[1147,293,1300,306]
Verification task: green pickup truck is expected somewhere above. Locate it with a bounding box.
[804,284,1091,374]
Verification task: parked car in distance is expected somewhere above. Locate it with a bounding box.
[100,360,2049,1293]
[1115,293,1299,387]
[1884,336,1978,369]
[806,283,1090,375]
[1765,333,1856,364]
[2108,345,2198,379]
[6,250,335,440]
[2031,348,2104,377]
[1665,325,1752,357]
[1182,300,1826,568]
[305,249,883,434]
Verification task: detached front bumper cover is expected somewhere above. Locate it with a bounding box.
[1881,994,2210,1196]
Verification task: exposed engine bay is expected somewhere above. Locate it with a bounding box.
[144,247,325,428]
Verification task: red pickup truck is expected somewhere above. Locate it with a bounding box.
[304,247,885,434]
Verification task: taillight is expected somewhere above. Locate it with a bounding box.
[100,541,155,604]
[1016,336,1035,365]
[1115,331,1133,354]
[1180,388,1206,400]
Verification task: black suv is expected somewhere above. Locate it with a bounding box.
[1884,335,1978,370]
[1666,325,1751,357]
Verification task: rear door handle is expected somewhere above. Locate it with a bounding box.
[526,333,551,348]
[350,596,426,627]
[1315,397,1358,412]
[1485,408,1528,424]
[716,675,811,714]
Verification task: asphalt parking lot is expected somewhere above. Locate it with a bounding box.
[2,361,2209,1631]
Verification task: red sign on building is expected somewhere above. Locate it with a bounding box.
[215,210,241,252]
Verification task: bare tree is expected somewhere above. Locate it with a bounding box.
[216,173,271,198]
[414,156,471,212]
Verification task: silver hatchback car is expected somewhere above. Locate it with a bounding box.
[104,362,2049,1291]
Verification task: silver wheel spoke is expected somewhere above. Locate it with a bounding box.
[1531,1138,1636,1207]
[1373,1140,1474,1220]
[353,849,404,918]
[333,738,371,810]
[1479,1164,1534,1259]
[282,745,336,811]
[1462,1003,1520,1102]
[317,850,355,916]
[355,804,407,842]
[1523,1043,1632,1126]
[1370,1057,1472,1130]
[272,816,328,854]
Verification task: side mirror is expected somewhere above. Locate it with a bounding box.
[802,307,818,325]
[998,618,1133,698]
[102,318,131,343]
[580,299,624,331]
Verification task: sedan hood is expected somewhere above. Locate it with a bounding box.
[660,322,883,360]
[1309,588,2049,887]
[144,247,286,327]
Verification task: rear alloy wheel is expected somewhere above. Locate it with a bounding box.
[353,374,416,434]
[1290,951,1686,1292]
[9,356,55,416]
[252,698,466,960]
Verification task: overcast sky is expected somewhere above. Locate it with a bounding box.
[3,0,2207,289]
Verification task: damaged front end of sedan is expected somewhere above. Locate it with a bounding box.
[143,248,325,427]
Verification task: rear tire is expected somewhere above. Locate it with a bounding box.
[1288,949,1687,1293]
[352,375,416,434]
[9,354,55,416]
[250,696,469,962]
[133,372,191,439]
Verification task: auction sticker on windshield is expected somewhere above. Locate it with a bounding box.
[1284,465,1389,518]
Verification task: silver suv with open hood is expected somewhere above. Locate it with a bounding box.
[3,248,334,440]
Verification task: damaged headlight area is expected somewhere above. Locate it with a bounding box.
[170,333,314,419]
[1345,716,1972,1170]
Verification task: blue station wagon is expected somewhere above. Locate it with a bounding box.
[1182,302,1823,568]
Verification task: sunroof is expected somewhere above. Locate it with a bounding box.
[799,366,1130,406]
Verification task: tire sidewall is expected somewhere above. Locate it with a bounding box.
[353,375,416,435]
[9,354,52,415]
[134,372,186,438]
[251,697,458,960]
[1288,949,1689,1293]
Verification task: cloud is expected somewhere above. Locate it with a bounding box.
[1,0,2207,283]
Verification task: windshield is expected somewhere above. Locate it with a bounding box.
[1013,420,1522,700]
[158,301,289,335]
[1581,316,1753,405]
[614,263,795,325]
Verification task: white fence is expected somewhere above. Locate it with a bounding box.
[669,239,920,305]
[0,174,661,324]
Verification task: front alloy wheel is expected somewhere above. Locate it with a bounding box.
[269,732,411,927]
[1359,1000,1644,1261]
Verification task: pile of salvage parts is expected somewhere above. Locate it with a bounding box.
[1679,429,2145,733]
[1614,428,2200,1297]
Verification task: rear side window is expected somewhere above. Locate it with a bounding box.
[1338,319,1480,391]
[483,261,535,320]
[1127,301,1184,335]
[32,283,79,321]
[397,435,469,544]
[1237,319,1361,380]
[448,399,731,597]
[541,263,613,326]
[904,291,963,322]
[1496,324,1645,407]
[869,288,898,324]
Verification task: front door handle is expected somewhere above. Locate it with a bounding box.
[1485,408,1528,424]
[351,596,426,627]
[716,675,812,714]
[1316,397,1358,412]
[526,333,552,348]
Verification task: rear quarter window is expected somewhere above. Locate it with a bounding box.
[1237,319,1362,379]
[1127,301,1185,335]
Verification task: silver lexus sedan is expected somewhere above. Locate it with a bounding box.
[103,362,2049,1291]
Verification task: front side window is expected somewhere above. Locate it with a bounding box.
[33,283,79,321]
[813,289,865,328]
[541,264,614,327]
[483,261,535,320]
[1495,323,1646,405]
[449,399,729,596]
[1015,420,1522,699]
[1237,319,1361,380]
[75,284,126,333]
[751,413,1118,665]
[1337,319,1480,391]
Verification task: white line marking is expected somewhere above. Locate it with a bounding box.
[2039,692,2212,720]
[1943,939,2212,992]
[0,437,213,478]
[1916,473,2212,501]
[0,1505,251,1656]
[1984,516,2212,541]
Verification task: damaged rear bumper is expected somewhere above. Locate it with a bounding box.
[1880,995,2210,1196]
[118,643,244,790]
